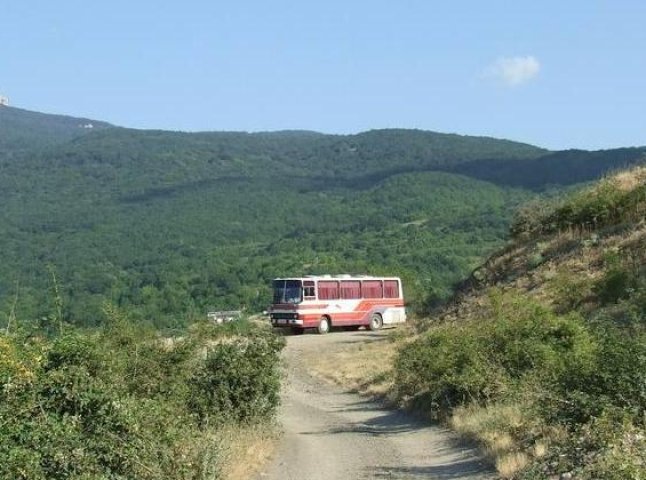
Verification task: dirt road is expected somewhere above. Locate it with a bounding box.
[257,330,494,480]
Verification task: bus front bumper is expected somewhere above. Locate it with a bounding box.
[270,318,304,327]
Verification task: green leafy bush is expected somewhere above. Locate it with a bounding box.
[593,249,644,306]
[394,324,500,413]
[394,291,596,416]
[0,334,147,479]
[189,331,285,424]
[537,323,645,426]
[548,269,595,313]
[0,314,284,479]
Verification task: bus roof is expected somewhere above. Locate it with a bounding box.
[273,275,402,282]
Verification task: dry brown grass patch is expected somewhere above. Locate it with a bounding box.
[532,440,549,458]
[611,165,646,192]
[482,431,515,458]
[306,332,400,397]
[218,423,279,480]
[451,403,531,476]
[496,451,529,479]
[300,326,415,398]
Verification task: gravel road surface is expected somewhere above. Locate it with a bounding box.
[257,330,494,480]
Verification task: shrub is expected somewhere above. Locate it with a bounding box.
[189,331,285,424]
[395,324,503,413]
[0,314,285,479]
[0,335,39,398]
[538,323,646,425]
[594,249,644,306]
[511,197,558,239]
[394,291,597,417]
[396,286,645,478]
[44,332,102,374]
[0,338,148,479]
[548,269,594,313]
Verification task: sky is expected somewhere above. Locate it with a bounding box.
[1,1,645,150]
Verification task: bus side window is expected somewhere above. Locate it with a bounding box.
[362,280,383,298]
[318,281,339,300]
[303,281,316,298]
[384,280,399,298]
[340,280,361,299]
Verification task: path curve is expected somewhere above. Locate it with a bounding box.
[257,330,494,480]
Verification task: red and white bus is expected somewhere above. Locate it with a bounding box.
[268,275,406,334]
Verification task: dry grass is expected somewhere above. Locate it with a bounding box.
[618,222,646,249]
[449,401,570,478]
[608,165,646,192]
[451,403,523,442]
[482,431,515,458]
[451,403,530,478]
[301,326,414,399]
[306,332,401,398]
[445,208,644,326]
[532,440,549,458]
[496,452,529,479]
[218,423,279,480]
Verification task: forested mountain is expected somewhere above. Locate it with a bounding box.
[0,106,112,151]
[0,106,644,329]
[444,147,646,190]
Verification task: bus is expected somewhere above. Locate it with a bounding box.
[268,275,406,334]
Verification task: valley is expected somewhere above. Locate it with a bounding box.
[1,106,644,330]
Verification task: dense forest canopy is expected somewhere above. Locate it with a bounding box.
[1,106,644,329]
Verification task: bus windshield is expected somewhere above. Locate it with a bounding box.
[272,280,302,304]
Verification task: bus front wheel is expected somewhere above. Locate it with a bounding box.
[369,313,383,331]
[317,316,330,334]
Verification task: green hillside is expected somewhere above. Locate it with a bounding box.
[0,107,644,329]
[0,106,112,151]
[445,147,646,190]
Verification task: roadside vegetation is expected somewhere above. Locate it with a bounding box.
[0,310,284,479]
[394,167,646,479]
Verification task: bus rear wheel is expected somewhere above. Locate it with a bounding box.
[317,316,330,334]
[369,313,383,331]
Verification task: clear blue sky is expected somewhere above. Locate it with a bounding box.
[2,1,645,150]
